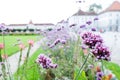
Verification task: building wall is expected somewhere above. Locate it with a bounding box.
[68,15,98,32]
[6,26,27,29]
[68,11,120,32]
[98,11,120,31]
[6,24,55,31]
[28,24,55,30]
[56,22,69,30]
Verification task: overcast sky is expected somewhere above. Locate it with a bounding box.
[0,0,118,24]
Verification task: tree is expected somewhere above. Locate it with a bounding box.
[89,3,102,13]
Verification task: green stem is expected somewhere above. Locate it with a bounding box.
[0,50,6,80]
[2,30,12,80]
[2,63,7,80]
[101,60,104,73]
[20,45,31,80]
[17,50,23,78]
[75,52,90,80]
[25,45,31,65]
[37,64,41,80]
[2,31,6,54]
[6,59,12,80]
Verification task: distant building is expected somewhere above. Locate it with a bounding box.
[0,21,55,34]
[68,1,120,32]
[99,1,120,31]
[6,20,55,31]
[55,20,69,29]
[68,10,97,32]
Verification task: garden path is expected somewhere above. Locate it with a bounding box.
[6,39,44,74]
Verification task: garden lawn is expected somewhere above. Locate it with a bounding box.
[0,35,40,56]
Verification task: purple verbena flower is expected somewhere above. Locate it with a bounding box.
[49,39,60,48]
[94,17,99,21]
[36,54,57,69]
[49,63,58,68]
[96,71,104,80]
[69,24,76,28]
[54,39,60,45]
[80,25,86,28]
[92,43,111,61]
[0,24,5,29]
[57,28,61,31]
[60,39,66,44]
[86,21,92,25]
[49,39,66,48]
[88,64,94,69]
[81,32,103,49]
[91,28,96,31]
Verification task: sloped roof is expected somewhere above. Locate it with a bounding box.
[8,23,54,26]
[8,24,27,26]
[58,20,68,23]
[34,23,54,26]
[106,1,120,11]
[73,9,97,16]
[101,1,120,13]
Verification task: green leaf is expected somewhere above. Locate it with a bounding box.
[74,66,87,80]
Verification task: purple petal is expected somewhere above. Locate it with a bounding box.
[80,25,86,28]
[91,28,96,31]
[86,21,92,25]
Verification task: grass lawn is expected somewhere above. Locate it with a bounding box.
[0,35,41,56]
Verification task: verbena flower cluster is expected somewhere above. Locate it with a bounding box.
[77,17,98,33]
[44,27,69,48]
[36,54,57,69]
[96,71,104,80]
[69,24,76,28]
[92,42,111,61]
[49,38,66,48]
[86,21,92,25]
[96,66,104,80]
[94,17,99,21]
[0,24,5,29]
[81,32,111,61]
[80,25,86,28]
[81,32,103,49]
[91,28,96,31]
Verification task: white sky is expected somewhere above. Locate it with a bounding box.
[0,0,118,24]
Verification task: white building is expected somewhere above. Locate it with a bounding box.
[55,20,69,29]
[5,20,55,31]
[68,1,120,32]
[68,10,97,32]
[68,10,97,26]
[98,1,120,31]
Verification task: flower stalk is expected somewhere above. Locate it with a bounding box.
[17,49,23,79]
[75,52,90,80]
